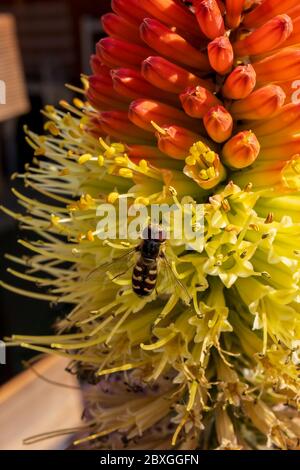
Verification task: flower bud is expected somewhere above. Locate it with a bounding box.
[230,85,286,120]
[90,55,108,76]
[222,65,256,100]
[222,131,260,169]
[193,0,225,40]
[142,0,201,39]
[129,99,199,133]
[250,103,300,137]
[126,144,167,164]
[111,0,148,25]
[154,124,211,159]
[208,36,234,75]
[101,13,143,44]
[233,15,293,57]
[215,0,226,15]
[97,37,152,68]
[111,68,177,106]
[142,56,215,94]
[282,15,300,48]
[203,106,233,143]
[140,18,210,70]
[225,0,245,29]
[99,111,153,143]
[243,0,299,28]
[253,48,300,85]
[180,86,221,118]
[259,139,300,161]
[87,75,128,111]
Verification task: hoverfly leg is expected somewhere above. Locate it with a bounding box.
[160,251,192,305]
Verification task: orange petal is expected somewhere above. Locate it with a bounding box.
[285,5,300,19]
[232,160,290,189]
[85,117,106,139]
[243,0,299,28]
[222,64,256,100]
[258,140,300,161]
[208,36,234,75]
[111,0,148,26]
[193,0,225,40]
[140,18,211,70]
[142,56,215,94]
[180,86,221,118]
[215,0,226,15]
[155,125,209,159]
[253,48,300,85]
[126,144,168,165]
[203,105,233,143]
[225,0,245,29]
[101,13,143,44]
[99,110,154,143]
[111,68,179,106]
[248,103,300,136]
[90,55,108,76]
[233,15,293,57]
[87,76,128,111]
[222,131,260,169]
[142,0,202,39]
[279,15,300,48]
[230,85,286,120]
[97,38,153,68]
[129,99,200,132]
[259,133,300,149]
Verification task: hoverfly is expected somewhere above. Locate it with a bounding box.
[87,224,191,304]
[132,224,165,297]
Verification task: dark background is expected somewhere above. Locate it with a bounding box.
[0,0,111,384]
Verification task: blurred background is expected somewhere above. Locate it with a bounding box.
[0,0,111,385]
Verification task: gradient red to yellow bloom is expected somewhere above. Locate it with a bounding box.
[2,0,300,452]
[86,0,300,189]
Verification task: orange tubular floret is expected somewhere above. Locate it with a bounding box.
[140,18,211,70]
[142,56,215,94]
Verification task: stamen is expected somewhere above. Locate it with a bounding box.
[151,120,167,135]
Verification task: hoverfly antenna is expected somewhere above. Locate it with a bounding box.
[142,225,151,240]
[157,226,167,242]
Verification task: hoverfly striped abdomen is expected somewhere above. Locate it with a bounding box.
[132,257,158,297]
[132,225,166,297]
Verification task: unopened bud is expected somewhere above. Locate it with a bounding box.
[222,131,260,169]
[180,86,221,118]
[193,0,225,40]
[208,36,234,75]
[230,85,286,120]
[222,65,256,100]
[203,106,233,143]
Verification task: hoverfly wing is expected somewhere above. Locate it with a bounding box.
[159,252,192,305]
[86,246,139,282]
